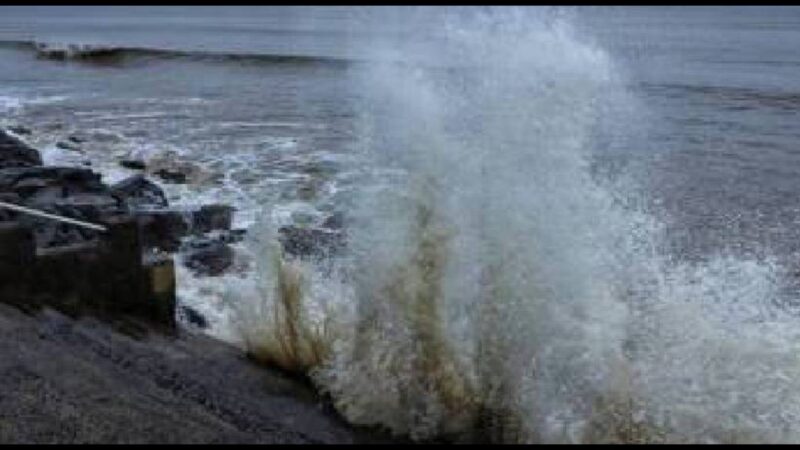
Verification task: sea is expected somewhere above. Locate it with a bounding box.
[2,5,800,443]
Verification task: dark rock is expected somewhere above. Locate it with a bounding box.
[0,167,125,248]
[322,211,345,230]
[0,129,42,169]
[110,174,168,210]
[0,223,36,286]
[218,229,247,245]
[8,125,32,136]
[136,210,190,253]
[0,167,112,200]
[21,199,116,248]
[56,140,82,152]
[120,159,146,170]
[192,204,233,234]
[182,237,234,277]
[278,225,345,259]
[67,134,87,144]
[180,305,208,329]
[154,168,187,184]
[0,193,22,221]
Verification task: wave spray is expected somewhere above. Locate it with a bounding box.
[226,8,800,443]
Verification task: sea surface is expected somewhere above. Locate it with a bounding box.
[3,6,800,443]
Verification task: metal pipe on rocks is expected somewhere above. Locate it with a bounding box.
[0,200,108,233]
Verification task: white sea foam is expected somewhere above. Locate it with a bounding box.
[0,95,22,113]
[0,94,67,114]
[220,7,800,444]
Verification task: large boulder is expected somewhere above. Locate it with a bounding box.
[181,237,234,277]
[8,125,32,136]
[0,166,109,199]
[56,140,82,152]
[154,168,187,184]
[110,174,169,210]
[0,129,43,169]
[136,210,190,253]
[192,204,233,234]
[143,150,219,186]
[217,228,247,245]
[0,192,23,222]
[180,305,208,329]
[0,167,125,248]
[120,159,146,170]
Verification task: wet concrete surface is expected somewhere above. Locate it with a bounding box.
[0,302,397,444]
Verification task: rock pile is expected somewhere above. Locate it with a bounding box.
[0,127,242,273]
[0,127,243,327]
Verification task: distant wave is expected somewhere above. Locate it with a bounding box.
[0,39,352,67]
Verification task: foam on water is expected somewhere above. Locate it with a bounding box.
[220,7,800,443]
[40,143,93,167]
[0,93,68,115]
[0,95,22,113]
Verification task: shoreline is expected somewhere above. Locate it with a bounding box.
[0,301,399,444]
[0,125,396,444]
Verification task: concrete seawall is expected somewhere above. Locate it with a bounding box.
[0,216,176,330]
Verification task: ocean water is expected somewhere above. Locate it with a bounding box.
[3,5,800,443]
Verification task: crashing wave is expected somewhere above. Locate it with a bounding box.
[217,7,800,444]
[0,39,354,67]
[32,41,129,62]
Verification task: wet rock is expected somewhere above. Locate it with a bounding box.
[0,193,22,221]
[0,129,43,168]
[120,159,146,170]
[181,237,234,277]
[56,140,82,152]
[8,125,32,136]
[278,225,345,259]
[67,133,87,144]
[110,174,168,210]
[154,168,187,184]
[12,192,121,248]
[0,167,124,246]
[218,229,247,245]
[192,204,233,234]
[0,142,126,244]
[136,210,190,253]
[27,211,100,247]
[180,305,208,329]
[322,211,344,230]
[0,167,111,200]
[146,152,218,186]
[0,141,127,248]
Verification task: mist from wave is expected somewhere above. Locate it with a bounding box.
[221,7,800,444]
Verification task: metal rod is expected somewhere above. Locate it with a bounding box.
[0,200,108,232]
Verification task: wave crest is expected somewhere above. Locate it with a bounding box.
[222,7,800,444]
[0,39,352,67]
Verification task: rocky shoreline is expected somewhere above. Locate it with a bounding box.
[0,126,243,269]
[0,126,347,326]
[0,301,400,444]
[0,126,386,443]
[0,126,244,327]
